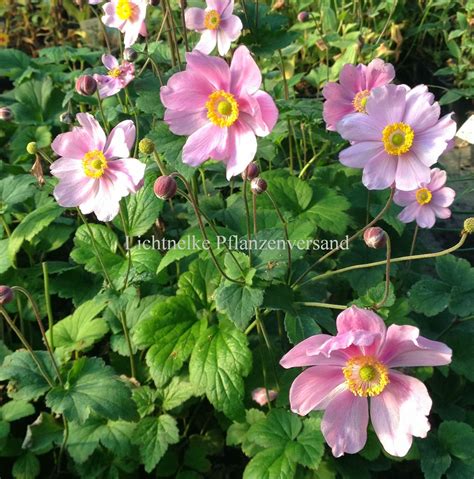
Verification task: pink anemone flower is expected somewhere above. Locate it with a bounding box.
[102,0,147,48]
[50,113,145,222]
[160,46,278,180]
[185,0,243,56]
[280,306,452,457]
[94,54,135,98]
[336,84,456,191]
[323,59,395,131]
[394,167,456,228]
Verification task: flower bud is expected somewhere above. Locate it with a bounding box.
[124,48,138,62]
[297,11,309,22]
[463,217,474,235]
[0,286,14,305]
[252,387,278,406]
[59,112,75,124]
[75,75,97,96]
[250,177,267,195]
[0,106,13,121]
[242,163,259,181]
[154,176,177,200]
[363,227,387,249]
[150,0,160,5]
[26,142,38,155]
[139,138,155,155]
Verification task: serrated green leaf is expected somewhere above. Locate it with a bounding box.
[0,175,36,214]
[418,436,452,479]
[408,279,451,317]
[12,452,40,479]
[22,413,63,455]
[161,375,195,411]
[243,446,296,479]
[439,421,474,463]
[0,400,35,422]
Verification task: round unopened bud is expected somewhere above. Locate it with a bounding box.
[250,177,267,195]
[363,227,387,249]
[75,75,97,96]
[154,176,177,200]
[0,285,14,305]
[0,106,13,121]
[463,217,474,235]
[26,142,38,155]
[139,138,155,155]
[242,163,260,181]
[124,47,138,62]
[59,112,75,124]
[150,0,160,5]
[297,11,309,22]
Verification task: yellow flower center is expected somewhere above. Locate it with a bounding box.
[116,0,133,20]
[206,90,239,128]
[204,9,221,30]
[343,356,389,397]
[382,122,415,155]
[416,187,432,205]
[0,32,9,48]
[108,67,121,78]
[352,89,370,113]
[82,150,107,179]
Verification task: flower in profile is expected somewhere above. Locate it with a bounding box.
[185,0,243,56]
[160,46,278,180]
[252,387,278,406]
[337,84,456,191]
[102,0,147,48]
[323,59,395,131]
[280,306,452,457]
[50,113,145,222]
[394,167,455,228]
[94,54,135,98]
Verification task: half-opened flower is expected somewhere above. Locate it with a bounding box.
[394,167,455,228]
[185,0,243,56]
[102,0,147,48]
[50,113,145,222]
[323,59,395,131]
[160,46,278,179]
[337,84,456,191]
[94,54,135,98]
[280,306,452,457]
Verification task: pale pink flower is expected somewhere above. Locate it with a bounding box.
[94,54,135,98]
[185,0,243,56]
[102,0,147,48]
[50,113,145,222]
[88,0,102,4]
[280,306,452,457]
[160,46,278,180]
[394,168,456,228]
[323,59,395,131]
[337,84,457,191]
[252,387,278,406]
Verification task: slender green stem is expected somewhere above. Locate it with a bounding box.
[95,90,109,133]
[180,1,189,51]
[373,233,392,310]
[153,151,167,175]
[119,205,133,291]
[42,262,54,350]
[407,224,419,270]
[252,192,258,236]
[296,301,347,310]
[243,179,252,267]
[120,310,136,378]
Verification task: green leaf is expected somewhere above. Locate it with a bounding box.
[22,413,63,455]
[408,279,451,317]
[189,319,252,420]
[284,308,322,345]
[259,176,313,215]
[134,296,204,387]
[0,175,36,214]
[0,48,31,79]
[0,238,13,274]
[132,386,157,418]
[46,357,136,423]
[439,421,474,463]
[0,400,35,422]
[243,447,296,479]
[215,282,264,330]
[132,415,180,473]
[294,417,325,469]
[418,436,452,479]
[248,409,302,448]
[12,452,40,479]
[0,351,56,401]
[8,202,63,261]
[161,375,195,411]
[444,322,474,381]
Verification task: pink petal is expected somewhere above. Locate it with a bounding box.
[186,50,230,91]
[289,366,346,416]
[336,306,386,337]
[123,20,143,48]
[230,46,261,96]
[427,167,446,191]
[416,206,437,228]
[397,202,421,224]
[220,14,242,40]
[280,334,336,368]
[76,113,107,151]
[371,372,432,457]
[366,84,406,126]
[224,121,257,179]
[164,108,208,136]
[322,390,369,457]
[313,330,382,360]
[323,98,355,131]
[379,324,452,367]
[323,81,354,102]
[94,75,123,98]
[208,0,234,17]
[430,203,452,220]
[240,90,278,136]
[195,29,217,54]
[403,86,441,133]
[217,28,232,56]
[87,177,121,222]
[339,64,364,95]
[182,123,227,167]
[102,54,119,70]
[337,113,384,142]
[365,59,395,89]
[54,177,96,208]
[185,7,205,30]
[395,153,431,191]
[362,152,398,190]
[104,120,135,158]
[393,189,417,207]
[51,130,91,159]
[339,142,384,169]
[107,158,145,192]
[50,157,84,179]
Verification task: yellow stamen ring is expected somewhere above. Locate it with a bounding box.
[382,122,415,155]
[108,67,122,78]
[352,89,370,113]
[343,356,389,397]
[206,90,239,128]
[116,0,134,20]
[83,150,107,179]
[416,187,432,205]
[204,9,221,30]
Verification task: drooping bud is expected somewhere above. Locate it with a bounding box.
[242,163,260,181]
[154,176,177,200]
[252,387,278,406]
[59,112,75,124]
[250,177,267,195]
[26,142,38,155]
[0,286,14,305]
[297,11,309,22]
[124,48,138,62]
[75,75,97,96]
[463,217,474,235]
[363,227,387,249]
[139,138,155,155]
[0,106,13,121]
